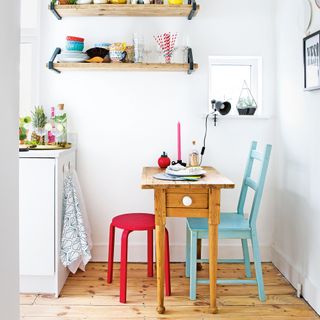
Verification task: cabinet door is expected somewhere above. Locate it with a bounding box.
[19,158,55,276]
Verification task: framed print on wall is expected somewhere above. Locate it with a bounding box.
[303,30,320,91]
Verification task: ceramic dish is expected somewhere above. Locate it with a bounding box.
[66,41,84,52]
[57,52,89,62]
[66,36,84,42]
[77,0,93,4]
[86,47,109,58]
[165,168,207,177]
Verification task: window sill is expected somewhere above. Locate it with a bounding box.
[221,115,271,120]
[204,113,271,121]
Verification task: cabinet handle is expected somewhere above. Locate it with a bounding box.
[182,196,193,207]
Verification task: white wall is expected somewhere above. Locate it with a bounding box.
[0,1,20,319]
[274,0,320,314]
[39,0,276,262]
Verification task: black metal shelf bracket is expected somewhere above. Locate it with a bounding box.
[47,48,61,74]
[50,2,62,20]
[188,47,194,75]
[188,0,197,20]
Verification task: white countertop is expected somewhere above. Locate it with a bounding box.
[19,147,75,159]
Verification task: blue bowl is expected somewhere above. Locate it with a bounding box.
[66,40,84,52]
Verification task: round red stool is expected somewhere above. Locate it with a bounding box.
[107,213,171,303]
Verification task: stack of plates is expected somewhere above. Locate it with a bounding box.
[153,167,207,182]
[57,51,89,63]
[165,166,206,177]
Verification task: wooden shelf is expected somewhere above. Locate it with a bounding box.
[47,47,198,74]
[49,3,199,20]
[51,62,199,73]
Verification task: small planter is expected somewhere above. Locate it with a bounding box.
[59,0,78,4]
[236,81,258,116]
[237,107,257,116]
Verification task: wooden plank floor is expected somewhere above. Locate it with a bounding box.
[21,262,319,319]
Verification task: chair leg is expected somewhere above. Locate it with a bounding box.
[120,229,131,303]
[251,230,266,302]
[147,229,153,277]
[107,224,115,284]
[165,228,171,296]
[185,224,190,278]
[241,239,252,278]
[197,239,203,271]
[189,231,198,300]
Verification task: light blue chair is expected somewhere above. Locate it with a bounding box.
[185,141,272,302]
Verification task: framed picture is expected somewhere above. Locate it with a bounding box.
[304,30,320,91]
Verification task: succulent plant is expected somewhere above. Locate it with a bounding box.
[31,106,47,129]
[237,96,256,109]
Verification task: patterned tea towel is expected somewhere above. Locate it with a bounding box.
[60,168,93,273]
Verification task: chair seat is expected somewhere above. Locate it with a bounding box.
[187,213,250,232]
[112,213,155,231]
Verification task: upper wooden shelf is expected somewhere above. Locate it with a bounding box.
[49,2,199,20]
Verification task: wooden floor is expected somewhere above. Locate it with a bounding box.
[21,262,319,319]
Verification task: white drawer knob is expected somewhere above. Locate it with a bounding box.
[182,196,193,207]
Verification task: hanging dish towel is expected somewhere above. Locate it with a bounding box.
[60,166,93,273]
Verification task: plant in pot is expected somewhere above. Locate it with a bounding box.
[236,81,257,115]
[57,0,78,5]
[31,106,48,145]
[19,116,31,144]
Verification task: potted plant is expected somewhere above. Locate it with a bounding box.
[55,0,78,5]
[236,81,258,115]
[31,106,48,145]
[19,116,31,144]
[237,96,257,115]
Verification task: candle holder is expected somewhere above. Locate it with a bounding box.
[172,160,187,167]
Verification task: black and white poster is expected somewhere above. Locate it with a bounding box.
[304,31,320,91]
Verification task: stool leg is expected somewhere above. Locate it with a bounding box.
[120,229,131,303]
[147,229,153,277]
[107,224,115,284]
[165,228,171,296]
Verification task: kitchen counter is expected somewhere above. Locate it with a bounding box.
[19,147,76,159]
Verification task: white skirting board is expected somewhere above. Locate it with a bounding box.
[91,243,272,263]
[272,247,320,315]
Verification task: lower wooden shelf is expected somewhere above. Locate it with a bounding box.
[47,47,198,74]
[52,62,198,73]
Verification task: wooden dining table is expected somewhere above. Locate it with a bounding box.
[141,166,235,314]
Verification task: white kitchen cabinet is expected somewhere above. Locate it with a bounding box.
[19,148,76,297]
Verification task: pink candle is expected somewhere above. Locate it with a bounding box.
[177,122,181,161]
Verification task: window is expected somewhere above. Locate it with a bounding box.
[20,0,40,116]
[209,56,262,116]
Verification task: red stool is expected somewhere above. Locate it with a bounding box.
[107,213,171,303]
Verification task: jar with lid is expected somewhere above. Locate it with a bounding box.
[189,140,200,167]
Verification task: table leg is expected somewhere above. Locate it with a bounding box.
[208,188,220,314]
[155,189,166,314]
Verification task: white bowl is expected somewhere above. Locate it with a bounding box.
[77,0,93,4]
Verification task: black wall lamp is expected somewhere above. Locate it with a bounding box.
[211,99,231,126]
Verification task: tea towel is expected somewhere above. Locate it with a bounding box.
[60,168,92,273]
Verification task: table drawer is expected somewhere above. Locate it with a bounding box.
[166,192,208,209]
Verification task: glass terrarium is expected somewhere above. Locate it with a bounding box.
[236,81,258,116]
